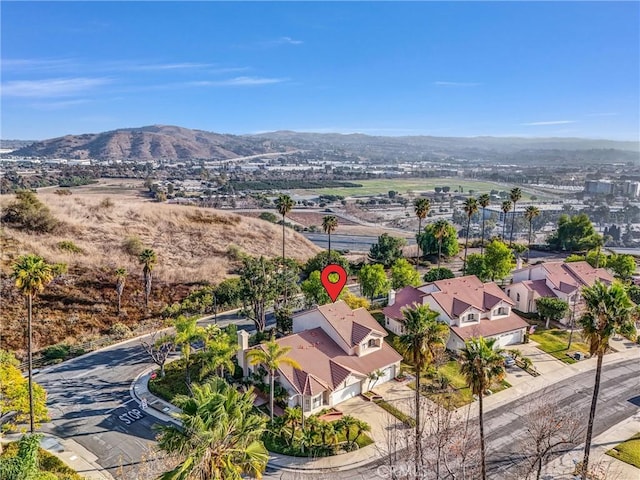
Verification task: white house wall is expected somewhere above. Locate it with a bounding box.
[507,283,533,312]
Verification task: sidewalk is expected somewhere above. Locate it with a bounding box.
[2,433,115,480]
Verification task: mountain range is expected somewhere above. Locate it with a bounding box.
[4,125,639,162]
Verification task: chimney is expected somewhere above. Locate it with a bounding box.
[237,330,250,376]
[388,289,396,306]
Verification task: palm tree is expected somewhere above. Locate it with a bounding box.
[114,267,127,314]
[524,206,540,262]
[509,187,522,246]
[397,304,449,470]
[433,219,450,269]
[275,194,295,263]
[12,254,56,433]
[501,200,512,240]
[366,369,384,392]
[247,338,302,422]
[463,197,479,274]
[413,198,431,260]
[322,215,338,261]
[335,414,358,448]
[156,378,268,480]
[460,337,506,480]
[578,281,633,480]
[283,406,303,444]
[199,325,237,380]
[478,194,491,254]
[174,315,205,388]
[138,248,157,309]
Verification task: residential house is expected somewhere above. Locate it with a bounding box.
[237,300,402,415]
[382,275,529,351]
[507,261,613,320]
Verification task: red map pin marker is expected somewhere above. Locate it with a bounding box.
[320,264,348,302]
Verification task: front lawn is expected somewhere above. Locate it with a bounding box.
[529,328,591,364]
[607,432,640,468]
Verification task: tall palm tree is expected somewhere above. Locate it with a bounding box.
[463,197,479,274]
[247,338,302,422]
[413,198,431,260]
[174,315,205,388]
[478,194,491,254]
[138,248,157,309]
[509,187,522,246]
[275,194,295,263]
[524,206,540,263]
[578,281,633,480]
[114,267,127,314]
[156,378,268,480]
[433,219,450,269]
[460,337,505,480]
[322,215,338,262]
[501,200,512,240]
[12,254,55,433]
[397,304,449,470]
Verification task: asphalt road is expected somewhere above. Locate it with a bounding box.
[34,318,638,480]
[304,233,416,252]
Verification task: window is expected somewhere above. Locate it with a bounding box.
[368,338,377,348]
[312,394,322,409]
[516,293,521,302]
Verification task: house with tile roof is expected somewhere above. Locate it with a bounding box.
[237,300,402,415]
[382,275,529,351]
[507,261,613,320]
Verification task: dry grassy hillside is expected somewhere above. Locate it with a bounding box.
[1,191,320,353]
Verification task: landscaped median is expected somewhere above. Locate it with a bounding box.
[606,432,640,469]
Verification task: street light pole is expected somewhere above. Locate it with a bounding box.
[567,291,578,350]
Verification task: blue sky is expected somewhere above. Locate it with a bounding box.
[1,1,639,141]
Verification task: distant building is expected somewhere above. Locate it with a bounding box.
[584,180,614,195]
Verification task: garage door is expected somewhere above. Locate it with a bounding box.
[378,365,395,384]
[495,330,522,347]
[332,381,362,404]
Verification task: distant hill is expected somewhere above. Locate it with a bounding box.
[10,125,286,161]
[6,124,639,162]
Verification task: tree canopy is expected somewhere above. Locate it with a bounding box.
[546,214,602,252]
[369,233,407,268]
[358,264,390,300]
[390,258,421,289]
[418,220,459,258]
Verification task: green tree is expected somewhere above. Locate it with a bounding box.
[535,297,569,328]
[156,378,268,480]
[239,256,280,332]
[301,270,332,306]
[546,214,600,252]
[247,339,302,422]
[12,254,56,433]
[391,258,421,289]
[0,350,48,433]
[524,205,540,262]
[463,197,479,274]
[369,233,407,268]
[578,281,635,480]
[114,267,127,314]
[465,253,489,282]
[303,251,350,277]
[501,200,512,240]
[418,220,459,268]
[460,337,506,480]
[484,240,515,281]
[607,254,636,280]
[322,215,338,259]
[358,264,390,300]
[199,325,237,380]
[275,194,295,263]
[423,267,455,283]
[478,193,491,254]
[1,190,58,233]
[174,315,205,388]
[138,248,157,309]
[397,304,449,471]
[413,198,431,259]
[509,187,522,246]
[0,434,46,480]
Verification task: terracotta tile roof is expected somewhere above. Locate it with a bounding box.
[273,327,401,394]
[450,313,529,341]
[563,261,614,287]
[317,300,386,347]
[522,279,555,297]
[382,286,425,320]
[430,275,514,319]
[538,262,580,291]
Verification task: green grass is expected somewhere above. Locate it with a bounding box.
[438,360,468,389]
[0,442,85,480]
[293,178,545,199]
[529,328,591,364]
[607,432,640,468]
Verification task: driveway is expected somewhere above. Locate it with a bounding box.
[508,340,570,376]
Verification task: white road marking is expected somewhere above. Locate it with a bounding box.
[104,397,136,414]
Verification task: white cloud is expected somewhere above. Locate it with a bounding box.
[434,81,481,87]
[521,120,576,126]
[189,76,287,87]
[1,77,110,97]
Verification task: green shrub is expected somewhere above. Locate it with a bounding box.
[122,236,144,257]
[57,241,83,254]
[258,212,278,223]
[42,344,71,361]
[109,322,132,340]
[374,399,416,427]
[1,191,59,233]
